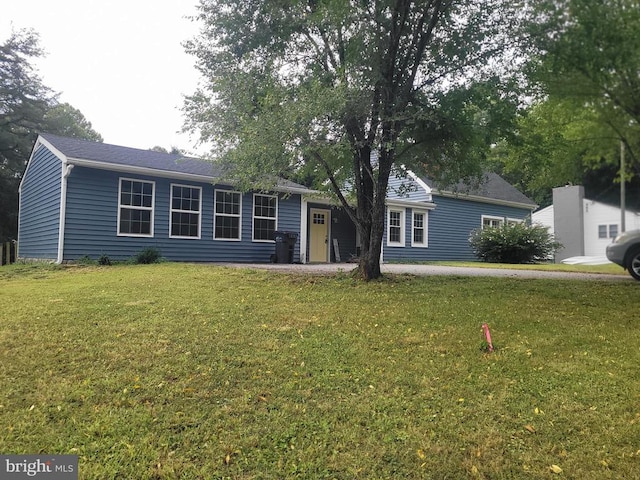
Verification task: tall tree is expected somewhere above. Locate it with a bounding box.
[0,30,52,243]
[184,0,527,279]
[490,97,621,206]
[504,0,640,201]
[0,29,102,242]
[44,103,103,143]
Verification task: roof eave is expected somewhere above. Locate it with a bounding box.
[433,189,538,210]
[66,156,316,195]
[66,156,221,184]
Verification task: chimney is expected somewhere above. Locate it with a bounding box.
[553,185,585,262]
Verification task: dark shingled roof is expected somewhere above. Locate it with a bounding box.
[423,172,536,207]
[38,133,313,193]
[40,133,221,178]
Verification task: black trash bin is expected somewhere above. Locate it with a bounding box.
[273,231,298,263]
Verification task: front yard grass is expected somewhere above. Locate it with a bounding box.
[0,263,638,479]
[422,261,626,275]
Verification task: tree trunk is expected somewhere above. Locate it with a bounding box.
[355,191,386,280]
[356,220,384,280]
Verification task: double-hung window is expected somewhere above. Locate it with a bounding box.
[482,215,504,229]
[118,178,154,236]
[170,184,201,238]
[387,208,405,246]
[253,194,277,241]
[598,225,608,239]
[598,224,618,239]
[412,210,428,247]
[214,190,242,240]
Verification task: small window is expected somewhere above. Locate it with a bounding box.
[387,208,405,246]
[118,178,154,236]
[253,194,277,241]
[412,211,428,247]
[214,190,242,240]
[482,215,504,229]
[609,224,618,238]
[170,184,201,238]
[598,225,607,239]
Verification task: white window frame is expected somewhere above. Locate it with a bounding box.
[411,210,428,247]
[482,215,504,229]
[214,189,242,241]
[252,193,278,242]
[608,224,618,239]
[117,177,155,237]
[387,208,405,247]
[598,224,607,239]
[169,184,202,239]
[506,217,523,226]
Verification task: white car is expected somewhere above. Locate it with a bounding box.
[606,230,640,280]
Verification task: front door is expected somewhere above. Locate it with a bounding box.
[309,208,330,262]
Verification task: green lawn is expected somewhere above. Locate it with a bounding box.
[0,263,638,479]
[417,261,627,276]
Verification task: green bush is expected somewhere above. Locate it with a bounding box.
[133,247,162,264]
[469,222,561,264]
[98,254,112,266]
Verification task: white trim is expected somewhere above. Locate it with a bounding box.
[56,156,316,196]
[56,163,74,263]
[117,177,155,237]
[213,189,242,241]
[404,168,433,200]
[481,215,504,229]
[252,193,278,242]
[20,136,68,194]
[300,197,309,263]
[506,217,523,226]
[411,210,428,248]
[434,189,537,210]
[386,198,436,209]
[169,183,202,239]
[386,207,406,247]
[68,156,215,183]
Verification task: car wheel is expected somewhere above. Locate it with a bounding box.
[625,246,640,281]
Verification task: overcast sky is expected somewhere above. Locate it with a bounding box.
[1,0,207,154]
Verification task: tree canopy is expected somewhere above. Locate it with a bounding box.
[184,0,528,279]
[495,0,640,206]
[0,29,102,242]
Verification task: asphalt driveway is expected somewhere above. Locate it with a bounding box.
[217,262,632,281]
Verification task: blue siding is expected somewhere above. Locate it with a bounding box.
[383,195,532,262]
[387,171,430,202]
[63,166,302,262]
[18,145,62,259]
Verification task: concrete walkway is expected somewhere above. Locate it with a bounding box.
[216,262,632,282]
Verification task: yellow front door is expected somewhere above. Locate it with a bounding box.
[309,209,329,262]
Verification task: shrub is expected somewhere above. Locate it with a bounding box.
[133,247,162,264]
[469,222,561,264]
[98,254,112,266]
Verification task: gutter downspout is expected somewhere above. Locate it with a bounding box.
[56,163,74,264]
